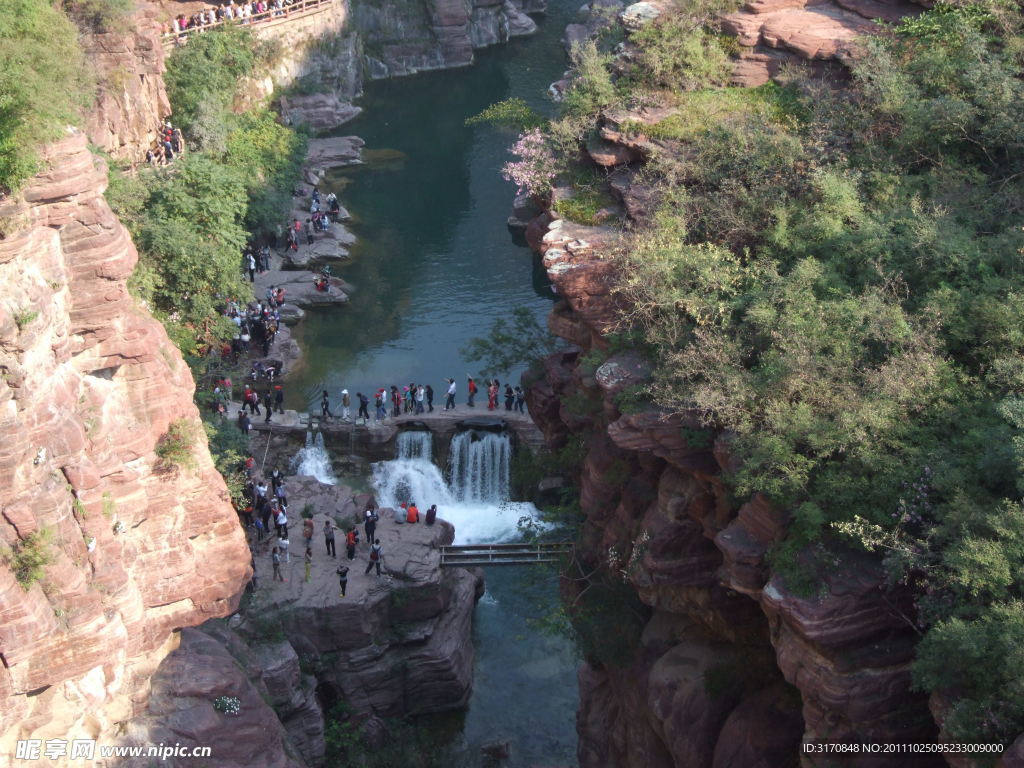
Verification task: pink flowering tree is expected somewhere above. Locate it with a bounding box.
[502,128,557,198]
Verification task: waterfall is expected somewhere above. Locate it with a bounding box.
[373,428,541,544]
[292,431,337,485]
[397,429,433,461]
[449,431,510,503]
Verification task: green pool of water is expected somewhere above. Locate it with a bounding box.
[284,1,577,411]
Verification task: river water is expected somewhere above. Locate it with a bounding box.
[284,0,575,410]
[283,2,583,765]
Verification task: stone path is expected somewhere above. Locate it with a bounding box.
[245,402,546,452]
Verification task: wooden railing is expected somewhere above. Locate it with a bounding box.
[439,542,573,567]
[162,0,336,46]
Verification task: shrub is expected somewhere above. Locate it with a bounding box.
[62,0,134,32]
[466,97,547,130]
[3,528,54,590]
[628,19,731,91]
[562,41,619,118]
[0,0,88,192]
[155,419,197,471]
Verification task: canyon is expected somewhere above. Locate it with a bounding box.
[4,0,1019,764]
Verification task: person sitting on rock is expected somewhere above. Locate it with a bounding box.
[425,504,437,526]
[406,502,419,524]
[394,504,405,524]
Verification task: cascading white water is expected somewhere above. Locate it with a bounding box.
[292,431,337,485]
[397,429,433,461]
[449,431,510,503]
[373,428,543,544]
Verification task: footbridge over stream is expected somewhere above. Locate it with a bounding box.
[440,542,574,567]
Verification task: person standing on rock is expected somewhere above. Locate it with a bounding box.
[274,385,285,414]
[272,546,284,581]
[303,516,314,551]
[324,520,337,557]
[341,389,351,421]
[415,385,425,415]
[276,478,288,508]
[305,218,315,246]
[336,564,349,597]
[425,384,434,412]
[345,528,358,560]
[445,378,456,411]
[276,506,288,539]
[504,384,515,411]
[321,390,333,421]
[247,251,256,282]
[304,546,313,582]
[357,392,370,421]
[279,532,290,563]
[467,376,477,407]
[364,507,378,544]
[262,390,273,423]
[364,540,383,577]
[237,409,251,435]
[514,385,526,414]
[390,385,400,418]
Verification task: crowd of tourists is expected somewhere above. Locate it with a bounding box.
[145,120,185,167]
[318,376,527,424]
[242,466,442,595]
[168,0,319,37]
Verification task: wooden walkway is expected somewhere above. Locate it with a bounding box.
[439,542,573,567]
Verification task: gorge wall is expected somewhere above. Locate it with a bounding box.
[89,0,544,160]
[0,133,251,759]
[525,205,946,768]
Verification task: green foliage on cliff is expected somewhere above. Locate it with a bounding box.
[546,0,1024,743]
[0,0,87,193]
[165,27,261,135]
[110,26,306,355]
[2,528,54,590]
[62,0,134,32]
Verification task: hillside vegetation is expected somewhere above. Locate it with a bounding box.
[522,0,1024,745]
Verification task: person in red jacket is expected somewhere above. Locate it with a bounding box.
[345,528,359,560]
[406,502,419,524]
[467,376,477,407]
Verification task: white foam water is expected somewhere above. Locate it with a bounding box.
[292,431,337,485]
[373,429,544,545]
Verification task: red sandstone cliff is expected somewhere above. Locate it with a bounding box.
[0,133,250,760]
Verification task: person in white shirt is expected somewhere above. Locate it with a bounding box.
[445,378,456,410]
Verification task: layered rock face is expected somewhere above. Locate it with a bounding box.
[83,9,172,162]
[720,0,924,86]
[524,208,943,765]
[354,0,542,78]
[0,133,250,758]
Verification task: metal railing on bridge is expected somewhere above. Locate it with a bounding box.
[162,0,336,47]
[439,542,573,567]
